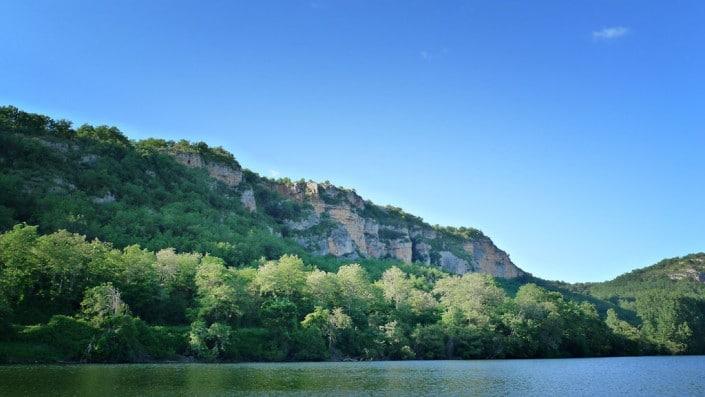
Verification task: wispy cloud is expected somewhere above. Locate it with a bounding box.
[269,169,281,178]
[592,26,629,40]
[419,48,449,62]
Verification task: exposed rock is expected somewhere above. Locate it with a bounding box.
[327,226,356,257]
[412,241,432,264]
[206,163,242,187]
[80,154,98,165]
[36,138,71,153]
[49,177,76,193]
[389,239,413,263]
[668,268,705,283]
[285,212,321,231]
[174,152,204,168]
[172,152,242,187]
[295,235,328,256]
[463,237,522,278]
[439,251,470,274]
[240,189,257,212]
[273,179,525,277]
[328,205,367,254]
[93,192,116,204]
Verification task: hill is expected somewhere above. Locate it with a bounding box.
[1,105,703,363]
[0,105,522,278]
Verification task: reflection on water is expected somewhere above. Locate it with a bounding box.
[1,356,704,396]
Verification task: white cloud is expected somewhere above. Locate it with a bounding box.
[592,26,629,40]
[419,48,449,61]
[269,169,281,178]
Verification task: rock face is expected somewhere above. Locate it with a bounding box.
[93,192,116,204]
[273,180,525,278]
[240,189,257,212]
[173,152,242,187]
[666,255,705,283]
[167,147,524,278]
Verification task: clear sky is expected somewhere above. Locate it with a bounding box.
[2,1,704,282]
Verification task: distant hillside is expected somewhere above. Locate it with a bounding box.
[0,105,523,278]
[577,254,705,354]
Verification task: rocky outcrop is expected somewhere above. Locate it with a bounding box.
[240,189,257,212]
[93,192,116,204]
[79,154,98,165]
[166,147,524,278]
[462,237,523,278]
[173,152,242,187]
[273,180,525,278]
[439,251,470,274]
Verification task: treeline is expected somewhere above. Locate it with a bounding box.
[1,224,684,364]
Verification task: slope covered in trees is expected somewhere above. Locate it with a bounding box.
[1,106,704,363]
[0,105,524,278]
[581,254,705,354]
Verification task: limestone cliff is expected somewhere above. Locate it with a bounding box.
[268,180,525,278]
[172,151,242,187]
[165,145,524,278]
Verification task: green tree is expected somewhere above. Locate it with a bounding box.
[80,283,130,326]
[301,306,352,355]
[194,256,245,325]
[255,255,307,299]
[189,320,233,361]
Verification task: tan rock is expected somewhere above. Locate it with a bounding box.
[240,189,257,212]
[173,152,242,187]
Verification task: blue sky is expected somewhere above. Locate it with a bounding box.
[2,1,704,282]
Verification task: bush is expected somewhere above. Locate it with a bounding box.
[188,321,233,361]
[88,315,148,362]
[20,315,96,361]
[142,325,189,359]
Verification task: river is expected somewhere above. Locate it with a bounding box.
[1,356,703,396]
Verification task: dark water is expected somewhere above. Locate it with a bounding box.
[1,356,704,396]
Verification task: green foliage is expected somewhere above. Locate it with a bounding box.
[1,106,311,272]
[2,224,702,362]
[2,106,705,362]
[88,314,148,362]
[20,315,95,360]
[194,256,246,325]
[80,283,130,326]
[189,320,233,361]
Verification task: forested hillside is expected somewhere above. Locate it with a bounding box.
[0,106,523,278]
[582,254,705,354]
[1,106,704,363]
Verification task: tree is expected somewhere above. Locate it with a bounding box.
[194,255,245,325]
[412,323,447,359]
[80,283,130,326]
[305,269,340,308]
[255,255,307,299]
[301,306,353,355]
[154,248,200,323]
[189,320,233,361]
[379,267,438,323]
[606,308,641,354]
[0,224,40,312]
[336,264,380,324]
[635,291,701,354]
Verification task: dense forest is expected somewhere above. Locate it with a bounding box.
[1,106,704,363]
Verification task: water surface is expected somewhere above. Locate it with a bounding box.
[1,356,703,396]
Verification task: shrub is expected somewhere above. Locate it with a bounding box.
[20,315,96,361]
